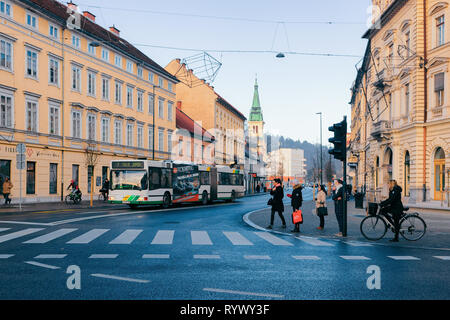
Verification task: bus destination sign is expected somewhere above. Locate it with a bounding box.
[112,161,145,169]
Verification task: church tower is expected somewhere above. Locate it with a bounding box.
[248,78,265,161]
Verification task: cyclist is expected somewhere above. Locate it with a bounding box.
[380,180,404,242]
[100,178,110,201]
[67,179,82,198]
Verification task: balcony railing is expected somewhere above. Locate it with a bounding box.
[371,120,392,140]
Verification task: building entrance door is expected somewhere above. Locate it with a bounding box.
[434,160,445,201]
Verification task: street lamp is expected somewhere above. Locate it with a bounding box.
[152,85,159,160]
[316,112,323,185]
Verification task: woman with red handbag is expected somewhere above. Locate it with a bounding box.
[289,184,303,233]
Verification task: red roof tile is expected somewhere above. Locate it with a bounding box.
[176,108,215,142]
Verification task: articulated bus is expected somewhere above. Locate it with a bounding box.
[108,160,245,208]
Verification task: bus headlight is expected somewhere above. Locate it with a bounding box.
[109,196,115,201]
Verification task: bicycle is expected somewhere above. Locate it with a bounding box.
[360,203,427,241]
[65,190,82,205]
[98,189,108,202]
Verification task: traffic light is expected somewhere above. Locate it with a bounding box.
[328,118,347,161]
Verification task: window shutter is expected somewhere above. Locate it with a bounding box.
[435,72,444,91]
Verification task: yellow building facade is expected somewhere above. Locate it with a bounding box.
[350,0,450,205]
[0,0,178,202]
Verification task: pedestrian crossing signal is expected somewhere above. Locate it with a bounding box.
[328,118,347,161]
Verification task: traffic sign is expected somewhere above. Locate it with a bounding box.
[16,153,25,170]
[17,143,26,154]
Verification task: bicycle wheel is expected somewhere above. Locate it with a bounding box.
[65,195,71,205]
[400,214,426,241]
[360,215,388,241]
[97,193,104,201]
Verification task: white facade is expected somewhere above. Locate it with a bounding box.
[267,148,307,180]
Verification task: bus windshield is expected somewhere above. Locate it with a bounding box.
[111,170,148,191]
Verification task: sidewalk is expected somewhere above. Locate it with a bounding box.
[245,199,450,248]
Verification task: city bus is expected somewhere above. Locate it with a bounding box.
[108,160,245,208]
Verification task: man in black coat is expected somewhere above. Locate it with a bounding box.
[267,178,286,229]
[380,180,404,242]
[332,179,344,236]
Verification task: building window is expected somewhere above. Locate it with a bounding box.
[26,161,36,194]
[186,140,191,157]
[148,94,154,114]
[88,42,96,55]
[72,164,79,185]
[102,77,110,100]
[0,1,12,17]
[137,66,143,78]
[437,15,445,47]
[26,100,38,132]
[87,72,96,96]
[137,91,143,112]
[435,72,445,107]
[158,99,164,119]
[115,55,122,68]
[101,117,110,143]
[148,126,154,150]
[168,82,173,92]
[158,77,164,88]
[405,83,410,115]
[167,131,173,153]
[49,58,59,85]
[114,120,122,145]
[126,123,133,146]
[137,125,143,148]
[49,24,59,39]
[101,49,109,62]
[71,65,81,92]
[26,49,38,79]
[148,72,154,83]
[0,93,13,128]
[0,38,12,71]
[26,12,37,29]
[178,138,183,156]
[115,81,122,104]
[167,101,173,121]
[158,128,164,152]
[72,35,80,48]
[126,60,133,73]
[87,113,96,141]
[49,163,58,194]
[72,110,81,138]
[405,31,410,57]
[49,104,59,135]
[87,166,93,194]
[126,86,133,108]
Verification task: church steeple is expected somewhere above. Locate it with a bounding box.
[249,77,263,122]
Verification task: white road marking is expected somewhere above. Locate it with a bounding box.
[223,231,253,245]
[254,232,293,246]
[89,254,118,259]
[340,256,371,260]
[193,254,221,259]
[0,228,44,243]
[109,229,143,244]
[34,254,67,259]
[0,254,14,259]
[203,288,284,298]
[433,256,450,260]
[0,221,51,226]
[296,236,334,247]
[142,254,170,259]
[344,241,373,247]
[91,273,150,283]
[388,256,420,260]
[24,228,78,244]
[25,261,60,269]
[292,255,321,260]
[244,255,271,260]
[0,228,10,232]
[191,231,213,245]
[151,230,174,245]
[67,229,109,244]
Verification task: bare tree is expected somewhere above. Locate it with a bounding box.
[84,143,100,207]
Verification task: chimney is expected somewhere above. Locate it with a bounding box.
[177,101,182,110]
[109,25,120,37]
[67,1,77,12]
[83,11,96,23]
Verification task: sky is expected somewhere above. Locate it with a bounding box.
[74,0,373,146]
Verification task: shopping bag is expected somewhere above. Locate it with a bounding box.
[292,209,303,224]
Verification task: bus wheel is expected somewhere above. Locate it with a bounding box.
[162,192,171,209]
[202,191,208,205]
[227,191,236,202]
[129,204,138,210]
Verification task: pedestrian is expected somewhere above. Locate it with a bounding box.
[101,178,110,201]
[2,177,13,205]
[332,179,344,237]
[289,184,303,233]
[380,180,404,242]
[256,183,260,193]
[315,184,327,230]
[267,178,286,229]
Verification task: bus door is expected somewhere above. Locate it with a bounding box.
[210,167,218,200]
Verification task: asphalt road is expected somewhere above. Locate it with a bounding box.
[0,189,449,300]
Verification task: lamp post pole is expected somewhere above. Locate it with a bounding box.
[316,112,323,186]
[152,85,159,160]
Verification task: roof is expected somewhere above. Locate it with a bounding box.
[216,94,247,121]
[176,108,215,142]
[21,0,178,82]
[362,0,408,39]
[249,78,263,122]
